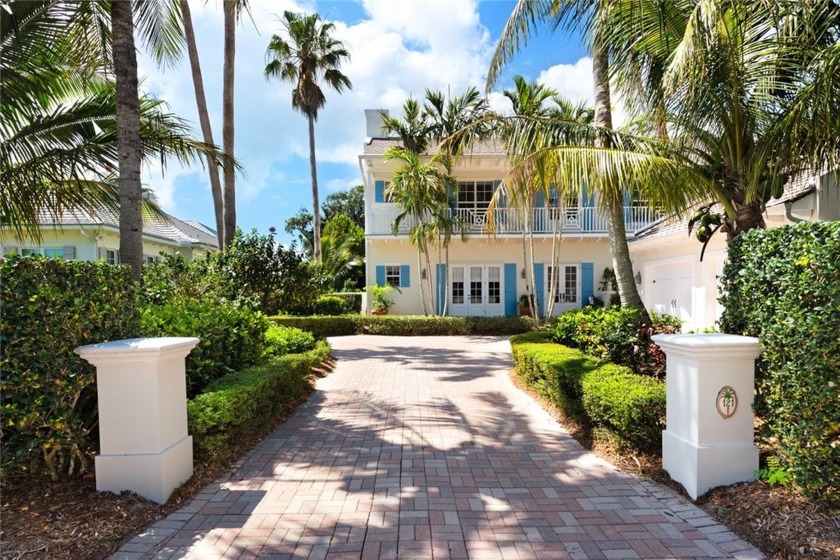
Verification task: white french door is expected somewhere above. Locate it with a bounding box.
[547,264,581,314]
[449,264,504,316]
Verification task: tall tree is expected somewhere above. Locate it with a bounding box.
[179,0,225,244]
[265,11,352,262]
[221,0,238,247]
[111,0,144,280]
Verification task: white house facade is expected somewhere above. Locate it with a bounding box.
[629,170,839,331]
[358,110,662,317]
[1,208,218,264]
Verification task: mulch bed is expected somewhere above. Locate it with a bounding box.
[1,358,336,560]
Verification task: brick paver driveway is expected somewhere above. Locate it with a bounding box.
[116,336,763,560]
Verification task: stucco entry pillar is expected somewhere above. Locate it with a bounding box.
[651,334,761,500]
[75,337,199,504]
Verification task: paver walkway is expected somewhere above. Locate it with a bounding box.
[115,336,763,560]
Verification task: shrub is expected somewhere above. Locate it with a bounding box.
[312,295,350,315]
[271,315,536,337]
[141,302,269,398]
[188,340,330,461]
[549,307,680,377]
[263,324,316,358]
[510,332,665,452]
[720,221,839,502]
[1,255,141,480]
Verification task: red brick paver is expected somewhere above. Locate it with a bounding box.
[114,336,763,560]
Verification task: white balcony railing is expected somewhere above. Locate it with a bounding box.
[368,206,663,236]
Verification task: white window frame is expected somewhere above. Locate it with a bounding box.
[21,247,64,258]
[105,249,118,265]
[548,264,581,305]
[384,265,401,288]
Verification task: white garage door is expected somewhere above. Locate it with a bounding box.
[649,264,694,329]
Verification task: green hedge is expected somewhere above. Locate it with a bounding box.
[510,332,665,451]
[141,302,269,398]
[550,307,681,377]
[720,221,839,502]
[271,315,536,338]
[188,340,331,462]
[1,256,141,480]
[262,324,316,358]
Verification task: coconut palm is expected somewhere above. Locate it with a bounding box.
[265,11,352,262]
[381,98,430,155]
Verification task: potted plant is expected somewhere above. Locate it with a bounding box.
[518,293,533,316]
[369,284,395,315]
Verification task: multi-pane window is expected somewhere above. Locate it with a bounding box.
[469,267,483,304]
[21,248,64,258]
[548,265,579,304]
[457,181,495,212]
[488,267,501,304]
[385,265,401,287]
[106,249,118,265]
[630,188,646,206]
[452,267,465,304]
[547,189,579,220]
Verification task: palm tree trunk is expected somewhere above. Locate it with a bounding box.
[308,113,322,261]
[222,0,236,247]
[416,246,427,314]
[111,0,143,282]
[181,0,224,244]
[593,46,650,322]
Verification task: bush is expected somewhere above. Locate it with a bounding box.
[263,324,316,358]
[271,315,536,337]
[720,221,839,502]
[312,295,350,315]
[141,302,269,398]
[188,340,331,461]
[549,307,680,377]
[1,255,141,480]
[510,332,665,452]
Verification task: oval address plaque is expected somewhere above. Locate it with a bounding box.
[716,386,738,419]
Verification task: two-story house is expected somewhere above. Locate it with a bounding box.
[358,110,662,317]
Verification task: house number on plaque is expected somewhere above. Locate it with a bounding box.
[716,386,737,419]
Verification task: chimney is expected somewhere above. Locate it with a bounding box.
[365,109,389,139]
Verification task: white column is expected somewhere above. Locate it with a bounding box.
[75,337,199,504]
[651,334,761,500]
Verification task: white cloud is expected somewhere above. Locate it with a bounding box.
[536,57,629,125]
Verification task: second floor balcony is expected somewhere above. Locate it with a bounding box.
[368,206,663,237]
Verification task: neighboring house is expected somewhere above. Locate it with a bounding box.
[1,207,218,264]
[358,110,663,316]
[629,170,839,331]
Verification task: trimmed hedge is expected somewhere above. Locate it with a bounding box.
[141,302,269,398]
[510,332,665,451]
[312,295,351,315]
[263,324,316,358]
[720,221,839,502]
[188,340,331,462]
[1,256,141,480]
[272,315,536,338]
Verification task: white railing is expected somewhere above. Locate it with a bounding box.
[368,206,663,236]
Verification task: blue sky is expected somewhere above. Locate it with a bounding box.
[138,0,590,246]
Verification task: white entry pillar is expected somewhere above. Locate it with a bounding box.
[75,337,199,504]
[651,334,761,500]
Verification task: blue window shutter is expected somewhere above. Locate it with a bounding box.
[400,265,410,288]
[504,263,517,316]
[582,184,595,207]
[581,263,594,308]
[435,263,447,315]
[535,190,545,208]
[494,180,503,207]
[534,263,545,317]
[375,180,385,203]
[376,265,385,286]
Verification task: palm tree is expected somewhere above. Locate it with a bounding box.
[265,11,352,262]
[221,0,240,247]
[488,0,662,320]
[381,98,430,155]
[179,0,225,244]
[385,146,454,315]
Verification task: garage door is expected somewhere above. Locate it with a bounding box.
[649,264,694,329]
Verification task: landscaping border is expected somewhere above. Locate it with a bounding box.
[271,315,536,338]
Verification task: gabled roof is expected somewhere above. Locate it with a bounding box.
[33,207,219,249]
[362,138,506,156]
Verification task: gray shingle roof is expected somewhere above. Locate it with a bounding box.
[35,207,219,249]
